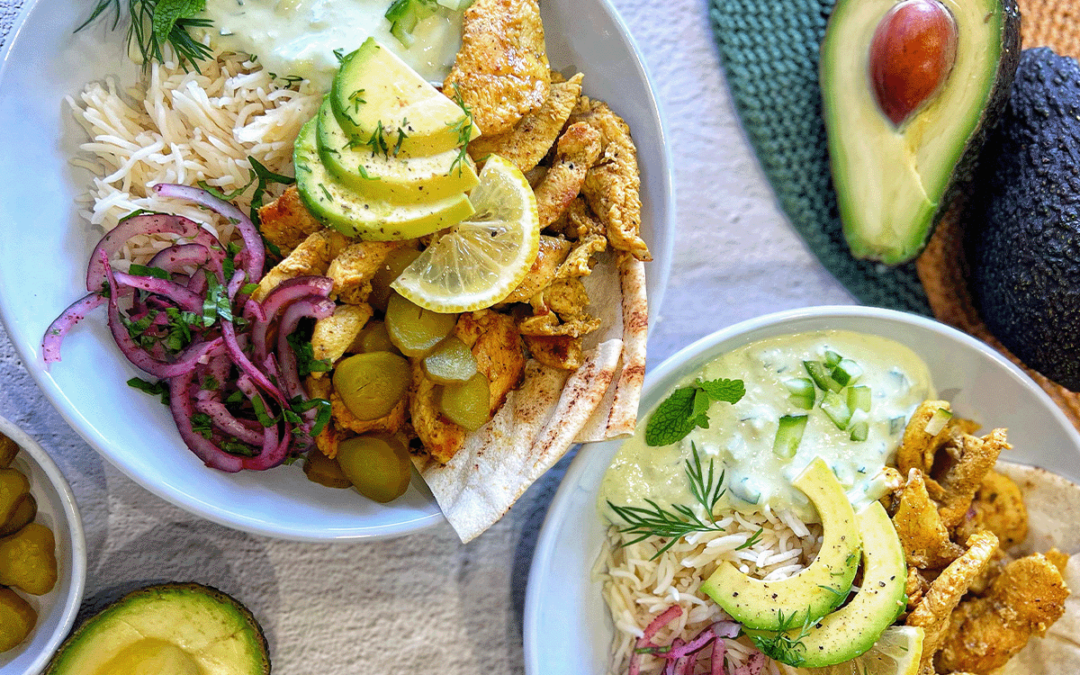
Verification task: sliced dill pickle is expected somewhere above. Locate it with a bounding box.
[336,435,412,504]
[423,336,478,385]
[352,320,399,355]
[438,372,491,432]
[333,351,411,421]
[303,450,352,489]
[370,248,423,313]
[385,293,458,358]
[0,495,36,538]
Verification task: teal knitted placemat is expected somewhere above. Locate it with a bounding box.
[709,0,933,316]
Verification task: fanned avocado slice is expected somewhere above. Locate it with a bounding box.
[46,583,270,675]
[700,458,861,631]
[821,0,1020,264]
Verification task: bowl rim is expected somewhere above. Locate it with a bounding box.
[0,413,87,675]
[522,304,1080,675]
[0,0,674,541]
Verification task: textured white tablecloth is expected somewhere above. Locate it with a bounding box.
[0,1,854,672]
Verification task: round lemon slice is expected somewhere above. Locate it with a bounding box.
[795,626,924,675]
[391,155,541,313]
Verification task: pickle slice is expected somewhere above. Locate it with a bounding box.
[370,248,423,313]
[336,435,412,504]
[423,336,478,385]
[332,351,411,421]
[438,372,492,432]
[385,293,458,358]
[352,320,398,355]
[302,450,352,489]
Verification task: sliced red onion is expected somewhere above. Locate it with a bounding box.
[86,214,200,292]
[662,640,683,675]
[168,369,244,473]
[277,296,335,401]
[236,374,291,471]
[710,638,727,675]
[149,242,212,274]
[41,292,106,365]
[153,183,265,281]
[221,317,284,404]
[113,271,204,313]
[195,395,265,446]
[732,652,765,675]
[630,606,684,675]
[249,276,333,364]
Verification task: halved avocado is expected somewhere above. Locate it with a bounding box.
[700,458,861,631]
[821,0,1020,264]
[46,583,269,675]
[745,501,907,667]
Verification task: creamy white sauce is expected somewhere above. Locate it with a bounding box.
[599,331,934,523]
[200,0,463,91]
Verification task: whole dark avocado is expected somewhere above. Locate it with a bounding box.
[821,0,1020,264]
[969,48,1080,392]
[46,582,271,674]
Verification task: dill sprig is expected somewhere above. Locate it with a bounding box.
[78,0,213,72]
[747,609,814,666]
[607,443,727,559]
[447,82,475,176]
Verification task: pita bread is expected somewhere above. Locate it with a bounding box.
[415,249,647,542]
[991,462,1080,673]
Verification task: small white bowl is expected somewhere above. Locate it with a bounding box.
[0,415,86,675]
[524,305,1080,675]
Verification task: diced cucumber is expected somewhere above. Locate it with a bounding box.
[385,0,439,47]
[847,385,871,413]
[849,421,869,442]
[773,415,808,459]
[436,0,473,8]
[888,416,906,435]
[824,350,843,368]
[784,378,816,410]
[831,358,863,387]
[821,391,853,430]
[924,407,953,435]
[804,361,842,393]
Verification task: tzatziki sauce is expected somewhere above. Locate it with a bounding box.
[200,0,463,91]
[599,330,934,523]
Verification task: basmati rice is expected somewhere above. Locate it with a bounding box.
[66,50,321,265]
[598,505,822,675]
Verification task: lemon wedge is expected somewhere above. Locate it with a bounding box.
[391,155,541,313]
[794,626,924,675]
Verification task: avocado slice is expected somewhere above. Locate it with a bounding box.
[821,0,1020,264]
[316,98,479,204]
[46,583,269,675]
[331,38,480,157]
[700,458,861,631]
[295,119,475,241]
[745,501,907,667]
[969,48,1080,392]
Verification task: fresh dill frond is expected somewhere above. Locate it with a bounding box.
[607,443,728,559]
[447,82,475,176]
[362,121,391,158]
[78,0,214,72]
[747,609,813,667]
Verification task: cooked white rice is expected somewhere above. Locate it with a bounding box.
[66,50,321,265]
[597,505,822,675]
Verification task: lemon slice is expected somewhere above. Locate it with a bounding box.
[793,626,924,675]
[391,155,541,313]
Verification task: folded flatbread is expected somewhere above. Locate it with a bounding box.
[414,249,647,542]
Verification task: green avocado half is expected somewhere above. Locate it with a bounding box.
[46,583,270,675]
[821,0,1020,264]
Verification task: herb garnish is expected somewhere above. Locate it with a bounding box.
[747,609,813,666]
[607,443,727,558]
[127,377,170,404]
[286,332,332,378]
[78,0,213,72]
[447,83,475,176]
[644,378,745,447]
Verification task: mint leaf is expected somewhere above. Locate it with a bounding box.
[645,378,745,447]
[152,0,205,50]
[698,378,745,404]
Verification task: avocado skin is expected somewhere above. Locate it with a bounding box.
[46,582,271,674]
[969,48,1080,392]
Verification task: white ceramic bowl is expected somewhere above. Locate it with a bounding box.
[0,0,673,541]
[523,305,1080,675]
[0,415,86,675]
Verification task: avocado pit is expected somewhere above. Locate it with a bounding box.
[869,0,958,126]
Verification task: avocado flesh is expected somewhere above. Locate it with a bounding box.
[46,583,269,675]
[745,501,907,667]
[969,48,1080,392]
[295,119,475,241]
[822,0,1020,264]
[700,458,861,631]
